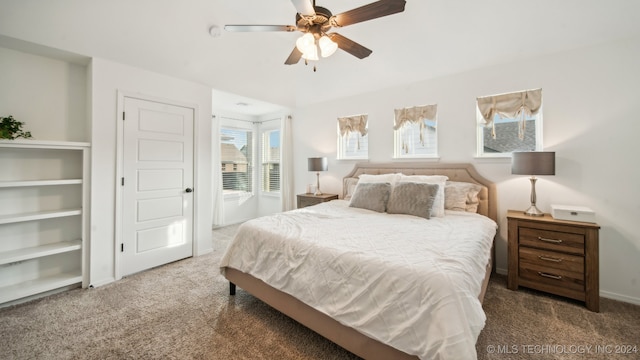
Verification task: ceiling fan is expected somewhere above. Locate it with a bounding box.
[224,0,407,68]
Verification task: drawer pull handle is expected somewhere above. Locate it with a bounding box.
[538,272,562,280]
[538,236,563,244]
[538,255,563,263]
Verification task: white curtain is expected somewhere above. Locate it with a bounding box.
[211,115,225,226]
[477,88,542,139]
[337,114,368,151]
[280,115,295,211]
[393,104,437,148]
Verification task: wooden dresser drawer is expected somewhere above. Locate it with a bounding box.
[297,194,338,209]
[518,262,585,300]
[298,198,320,208]
[519,247,584,274]
[519,227,585,255]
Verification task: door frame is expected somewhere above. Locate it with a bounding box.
[114,90,199,280]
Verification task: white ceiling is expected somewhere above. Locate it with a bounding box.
[1,0,639,115]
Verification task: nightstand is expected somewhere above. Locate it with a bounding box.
[297,193,338,208]
[507,210,600,312]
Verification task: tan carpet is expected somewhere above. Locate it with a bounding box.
[1,225,638,360]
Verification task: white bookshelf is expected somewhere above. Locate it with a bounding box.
[0,140,90,305]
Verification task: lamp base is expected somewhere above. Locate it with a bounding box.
[523,205,545,217]
[314,171,322,196]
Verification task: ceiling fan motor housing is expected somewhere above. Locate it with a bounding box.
[296,6,333,34]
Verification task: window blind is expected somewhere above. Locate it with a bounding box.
[220,127,253,194]
[262,129,280,192]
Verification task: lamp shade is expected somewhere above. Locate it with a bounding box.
[301,44,319,61]
[308,157,328,172]
[296,33,315,53]
[511,151,555,175]
[318,35,338,57]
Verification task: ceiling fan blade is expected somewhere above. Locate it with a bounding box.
[284,47,303,65]
[224,25,297,32]
[328,33,372,59]
[291,0,316,16]
[330,0,406,27]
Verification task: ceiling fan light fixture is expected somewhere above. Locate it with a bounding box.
[301,43,319,61]
[295,33,315,53]
[318,35,338,57]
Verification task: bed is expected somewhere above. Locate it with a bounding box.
[220,162,497,360]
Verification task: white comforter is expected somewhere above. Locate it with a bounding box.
[220,200,497,360]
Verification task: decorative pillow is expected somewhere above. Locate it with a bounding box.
[343,178,359,200]
[387,182,439,219]
[347,173,400,201]
[445,181,482,213]
[397,175,448,217]
[348,182,392,213]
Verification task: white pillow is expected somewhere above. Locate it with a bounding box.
[357,173,401,185]
[349,173,401,199]
[397,175,448,217]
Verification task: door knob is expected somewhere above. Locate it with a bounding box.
[185,188,193,193]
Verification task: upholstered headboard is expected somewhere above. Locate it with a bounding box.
[343,162,497,222]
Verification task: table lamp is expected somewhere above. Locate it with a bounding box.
[511,151,555,216]
[308,157,328,195]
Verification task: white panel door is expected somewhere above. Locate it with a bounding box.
[121,97,194,276]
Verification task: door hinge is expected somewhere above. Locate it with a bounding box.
[122,111,125,120]
[121,243,124,252]
[121,177,124,186]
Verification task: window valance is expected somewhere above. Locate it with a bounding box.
[393,104,438,130]
[338,114,368,137]
[338,114,368,151]
[393,104,437,147]
[477,88,542,139]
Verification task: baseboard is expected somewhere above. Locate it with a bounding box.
[600,290,640,306]
[0,283,81,309]
[495,267,508,276]
[89,277,116,288]
[196,248,213,256]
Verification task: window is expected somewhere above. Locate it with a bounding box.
[337,114,368,160]
[393,104,438,158]
[476,88,543,156]
[261,129,280,193]
[220,127,253,195]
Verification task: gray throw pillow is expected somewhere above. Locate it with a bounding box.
[348,182,392,213]
[387,182,439,219]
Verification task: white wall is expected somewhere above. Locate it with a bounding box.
[0,46,87,142]
[89,57,212,286]
[292,37,640,304]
